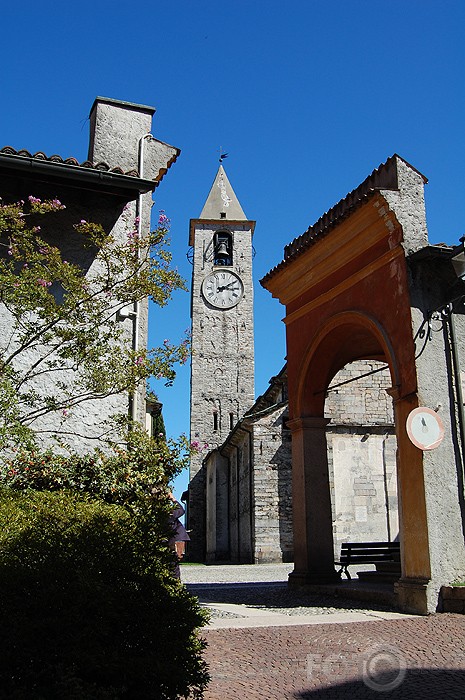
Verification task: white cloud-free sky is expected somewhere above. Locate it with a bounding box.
[2,1,464,497]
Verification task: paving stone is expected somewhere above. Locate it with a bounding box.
[201,616,465,700]
[186,565,465,699]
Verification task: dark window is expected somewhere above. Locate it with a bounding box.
[213,412,218,431]
[229,412,234,430]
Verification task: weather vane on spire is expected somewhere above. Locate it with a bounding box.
[219,148,228,163]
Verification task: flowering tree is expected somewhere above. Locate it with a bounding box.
[0,196,189,451]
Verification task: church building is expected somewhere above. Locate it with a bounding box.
[188,166,398,565]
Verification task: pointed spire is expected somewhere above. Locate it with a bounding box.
[199,165,247,221]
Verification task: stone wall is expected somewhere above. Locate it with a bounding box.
[325,360,398,555]
[203,360,397,564]
[0,98,178,453]
[252,404,293,562]
[189,215,255,560]
[325,360,394,425]
[328,427,398,554]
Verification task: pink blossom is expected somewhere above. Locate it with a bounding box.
[28,195,41,204]
[36,278,52,287]
[135,356,144,366]
[62,409,69,417]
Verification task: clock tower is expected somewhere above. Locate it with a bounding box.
[188,165,255,560]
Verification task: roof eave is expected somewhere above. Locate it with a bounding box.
[261,154,428,289]
[0,153,156,199]
[261,190,382,289]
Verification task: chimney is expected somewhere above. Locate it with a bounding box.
[88,97,155,173]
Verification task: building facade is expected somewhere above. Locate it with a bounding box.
[188,166,255,560]
[189,166,399,566]
[204,360,398,564]
[0,97,179,451]
[262,154,465,613]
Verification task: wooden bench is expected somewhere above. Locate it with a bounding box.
[336,541,401,580]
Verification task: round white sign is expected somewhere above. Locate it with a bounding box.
[406,407,445,451]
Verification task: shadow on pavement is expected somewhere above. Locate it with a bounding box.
[186,581,395,612]
[294,668,465,699]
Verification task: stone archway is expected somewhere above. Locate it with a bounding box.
[287,311,430,609]
[261,156,465,613]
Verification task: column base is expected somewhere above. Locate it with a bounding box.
[288,568,341,587]
[394,577,430,615]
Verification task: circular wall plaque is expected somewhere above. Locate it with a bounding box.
[406,407,445,451]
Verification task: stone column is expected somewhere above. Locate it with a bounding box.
[287,416,340,585]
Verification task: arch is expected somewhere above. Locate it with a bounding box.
[296,311,401,417]
[287,308,431,605]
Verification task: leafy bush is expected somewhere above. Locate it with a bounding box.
[0,488,209,699]
[0,199,188,451]
[1,424,189,507]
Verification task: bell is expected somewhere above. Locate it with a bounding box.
[216,242,229,257]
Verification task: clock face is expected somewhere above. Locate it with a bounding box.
[202,270,244,309]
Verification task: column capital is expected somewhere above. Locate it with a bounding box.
[287,416,331,433]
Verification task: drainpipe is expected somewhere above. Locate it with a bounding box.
[447,308,465,470]
[131,133,154,423]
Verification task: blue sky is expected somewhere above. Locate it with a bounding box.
[2,1,464,498]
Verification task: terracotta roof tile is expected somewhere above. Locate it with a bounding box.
[0,145,142,178]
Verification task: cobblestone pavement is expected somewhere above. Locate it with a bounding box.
[201,614,465,699]
[182,565,465,699]
[181,562,294,585]
[183,563,400,627]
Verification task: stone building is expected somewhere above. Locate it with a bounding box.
[203,359,398,564]
[188,165,398,564]
[0,97,179,451]
[262,154,465,613]
[204,365,292,564]
[188,166,255,560]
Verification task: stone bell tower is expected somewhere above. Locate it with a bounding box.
[188,165,255,560]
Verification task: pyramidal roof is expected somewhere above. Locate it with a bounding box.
[199,165,247,220]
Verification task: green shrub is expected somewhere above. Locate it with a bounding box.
[0,489,209,699]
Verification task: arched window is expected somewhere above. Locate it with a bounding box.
[213,231,232,266]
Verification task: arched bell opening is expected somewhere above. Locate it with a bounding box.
[213,231,233,266]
